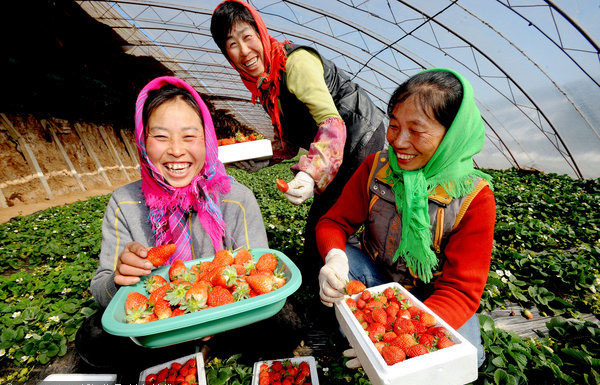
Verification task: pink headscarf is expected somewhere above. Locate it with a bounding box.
[134,76,231,257]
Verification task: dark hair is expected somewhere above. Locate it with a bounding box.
[211,1,259,56]
[142,84,203,133]
[387,71,463,130]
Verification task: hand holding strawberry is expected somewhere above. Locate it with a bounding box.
[114,241,154,287]
[146,244,177,267]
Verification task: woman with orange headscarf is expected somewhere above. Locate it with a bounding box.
[211,0,386,284]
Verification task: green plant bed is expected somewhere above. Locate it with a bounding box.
[0,163,598,384]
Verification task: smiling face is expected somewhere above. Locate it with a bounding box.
[146,97,206,187]
[225,21,265,78]
[386,95,447,171]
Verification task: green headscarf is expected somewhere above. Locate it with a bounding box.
[385,68,493,283]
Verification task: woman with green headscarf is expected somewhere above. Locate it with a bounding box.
[316,69,495,367]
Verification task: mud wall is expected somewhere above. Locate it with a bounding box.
[0,113,139,207]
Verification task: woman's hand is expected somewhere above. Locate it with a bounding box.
[114,241,153,286]
[284,171,315,205]
[318,248,349,306]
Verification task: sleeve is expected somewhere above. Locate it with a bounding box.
[222,183,269,251]
[423,186,496,330]
[315,155,375,260]
[286,49,346,192]
[90,194,133,308]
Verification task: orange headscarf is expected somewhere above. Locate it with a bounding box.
[214,0,290,148]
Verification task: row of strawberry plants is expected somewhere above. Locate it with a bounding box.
[0,161,598,383]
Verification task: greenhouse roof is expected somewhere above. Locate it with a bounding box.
[77,0,600,179]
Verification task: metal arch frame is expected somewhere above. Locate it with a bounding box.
[76,0,596,178]
[348,0,583,178]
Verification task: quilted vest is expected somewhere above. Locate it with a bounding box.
[278,44,386,172]
[362,151,488,289]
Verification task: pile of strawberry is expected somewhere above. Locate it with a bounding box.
[218,131,265,146]
[124,248,286,324]
[144,357,197,385]
[345,280,455,366]
[257,359,313,385]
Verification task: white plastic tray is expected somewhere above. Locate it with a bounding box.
[138,352,206,385]
[251,355,319,385]
[334,282,477,385]
[218,139,272,164]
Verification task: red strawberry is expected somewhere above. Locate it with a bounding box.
[146,244,177,267]
[394,318,416,335]
[181,282,209,312]
[428,326,449,338]
[411,319,427,334]
[145,373,157,385]
[124,292,152,323]
[153,298,172,320]
[352,309,366,323]
[407,305,422,319]
[374,341,386,354]
[149,283,171,306]
[276,179,289,192]
[210,265,238,288]
[172,308,187,316]
[419,312,436,328]
[360,290,371,301]
[144,274,168,293]
[212,249,234,266]
[437,336,455,349]
[406,343,429,357]
[382,345,406,365]
[231,264,247,276]
[234,249,253,265]
[391,333,417,351]
[256,253,278,272]
[385,302,400,318]
[207,286,234,307]
[246,272,276,294]
[364,299,384,312]
[383,287,396,299]
[418,333,436,348]
[168,259,188,281]
[356,298,366,309]
[232,278,251,301]
[346,298,357,311]
[345,280,366,295]
[397,308,411,319]
[367,323,386,342]
[523,309,534,319]
[156,368,169,382]
[372,308,388,324]
[382,331,397,343]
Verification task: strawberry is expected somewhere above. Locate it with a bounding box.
[383,287,396,299]
[407,305,422,319]
[246,273,276,294]
[165,281,192,306]
[234,249,253,265]
[256,253,278,272]
[276,179,289,193]
[367,323,386,342]
[231,264,247,276]
[356,298,366,309]
[272,267,287,289]
[146,244,176,267]
[382,331,397,343]
[207,286,234,307]
[523,309,534,319]
[180,282,209,312]
[144,274,168,293]
[394,318,416,335]
[385,301,400,318]
[372,308,388,324]
[232,279,251,301]
[210,265,238,288]
[345,280,366,295]
[212,249,234,266]
[419,312,436,327]
[153,298,172,320]
[382,345,406,365]
[391,333,417,351]
[145,373,157,385]
[418,333,436,348]
[235,132,249,143]
[411,319,427,334]
[360,290,371,301]
[406,343,429,357]
[149,283,171,306]
[124,292,152,323]
[427,326,449,338]
[156,368,169,382]
[364,299,384,312]
[397,308,411,319]
[346,298,357,311]
[168,259,188,281]
[353,309,366,323]
[437,336,455,349]
[172,308,187,317]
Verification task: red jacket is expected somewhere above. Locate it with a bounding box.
[316,154,496,329]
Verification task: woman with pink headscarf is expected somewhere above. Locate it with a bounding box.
[90,76,268,308]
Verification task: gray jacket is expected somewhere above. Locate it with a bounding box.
[91,179,268,308]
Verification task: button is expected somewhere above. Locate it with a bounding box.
[381,190,385,195]
[373,185,378,190]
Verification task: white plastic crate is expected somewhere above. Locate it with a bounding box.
[251,355,319,385]
[218,139,272,164]
[334,282,477,385]
[138,352,206,385]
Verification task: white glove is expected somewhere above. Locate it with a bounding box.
[284,171,315,205]
[318,249,349,307]
[231,159,270,173]
[343,348,362,369]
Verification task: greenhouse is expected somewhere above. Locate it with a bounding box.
[0,1,598,384]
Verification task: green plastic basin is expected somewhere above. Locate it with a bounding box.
[101,248,301,348]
